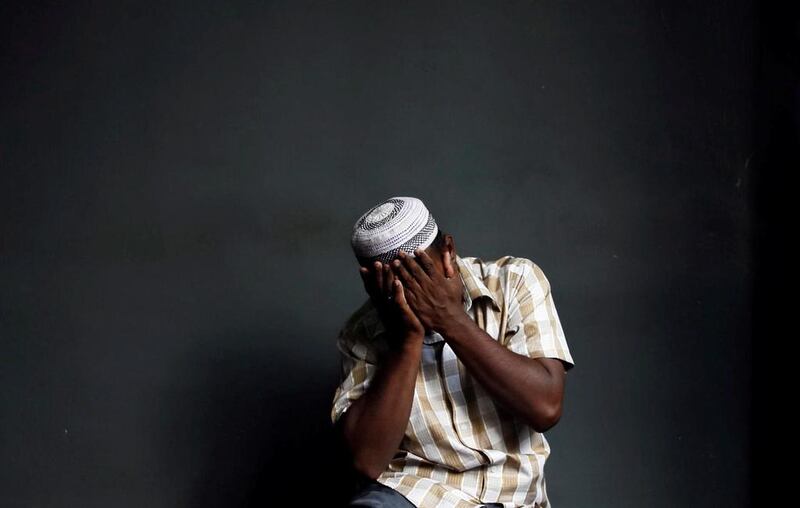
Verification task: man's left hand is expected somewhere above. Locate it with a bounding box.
[390,248,467,334]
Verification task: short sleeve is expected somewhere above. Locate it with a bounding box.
[504,260,575,371]
[330,335,378,426]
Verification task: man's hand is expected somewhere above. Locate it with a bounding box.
[359,261,425,341]
[390,248,466,334]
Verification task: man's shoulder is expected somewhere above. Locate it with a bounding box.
[467,254,555,301]
[460,254,540,278]
[336,298,385,362]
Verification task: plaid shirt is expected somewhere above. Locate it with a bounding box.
[331,254,575,507]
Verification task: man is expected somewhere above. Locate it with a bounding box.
[331,196,575,508]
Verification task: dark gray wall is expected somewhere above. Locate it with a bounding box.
[1,1,765,506]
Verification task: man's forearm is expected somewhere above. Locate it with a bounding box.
[439,314,564,432]
[337,337,422,480]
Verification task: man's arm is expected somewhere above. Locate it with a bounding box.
[335,337,422,480]
[335,268,426,481]
[438,317,566,432]
[390,249,572,433]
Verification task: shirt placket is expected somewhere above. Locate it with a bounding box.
[438,299,491,501]
[448,283,508,502]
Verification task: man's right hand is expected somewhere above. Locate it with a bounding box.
[359,260,425,343]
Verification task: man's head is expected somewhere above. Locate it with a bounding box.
[350,196,457,279]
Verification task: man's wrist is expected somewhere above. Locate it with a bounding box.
[398,334,423,356]
[385,330,423,352]
[437,310,474,342]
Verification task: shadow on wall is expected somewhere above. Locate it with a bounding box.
[153,330,359,507]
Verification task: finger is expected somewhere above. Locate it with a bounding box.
[383,263,396,295]
[373,260,383,294]
[359,266,377,298]
[393,278,416,314]
[399,250,432,285]
[382,263,393,298]
[391,257,422,293]
[394,279,424,334]
[413,248,443,281]
[392,278,406,306]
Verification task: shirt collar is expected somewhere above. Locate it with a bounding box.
[455,254,501,312]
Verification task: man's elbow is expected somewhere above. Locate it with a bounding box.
[353,459,382,481]
[336,415,384,480]
[529,399,562,433]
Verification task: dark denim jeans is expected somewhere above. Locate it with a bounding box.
[347,478,504,507]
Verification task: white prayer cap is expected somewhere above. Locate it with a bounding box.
[350,196,439,265]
